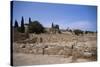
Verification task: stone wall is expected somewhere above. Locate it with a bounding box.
[13,41,97,60]
[13,33,97,60]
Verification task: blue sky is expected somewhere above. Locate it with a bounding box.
[12,1,97,31]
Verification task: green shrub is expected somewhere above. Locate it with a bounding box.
[28,21,44,34]
[73,29,84,36]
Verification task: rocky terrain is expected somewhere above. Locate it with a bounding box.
[13,32,97,66]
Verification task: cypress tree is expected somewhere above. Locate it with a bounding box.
[21,16,25,33]
[52,22,54,28]
[14,20,19,28]
[29,17,31,24]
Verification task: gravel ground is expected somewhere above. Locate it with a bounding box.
[13,53,91,66]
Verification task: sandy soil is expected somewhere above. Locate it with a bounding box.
[13,53,91,66]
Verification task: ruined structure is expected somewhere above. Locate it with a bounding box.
[45,22,61,34]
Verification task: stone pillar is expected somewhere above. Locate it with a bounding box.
[24,24,29,33]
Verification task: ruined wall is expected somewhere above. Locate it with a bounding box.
[13,33,97,60]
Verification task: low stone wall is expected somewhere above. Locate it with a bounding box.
[13,33,97,61]
[13,42,97,60]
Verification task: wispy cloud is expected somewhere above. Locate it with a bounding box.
[66,21,96,31]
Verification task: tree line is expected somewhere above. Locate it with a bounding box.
[67,28,97,36]
[14,16,97,35]
[14,16,45,34]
